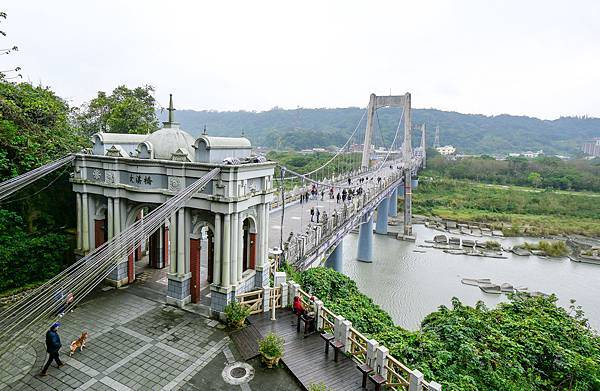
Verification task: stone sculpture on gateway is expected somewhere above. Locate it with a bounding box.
[71,94,276,317]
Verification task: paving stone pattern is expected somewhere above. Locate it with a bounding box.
[4,290,231,391]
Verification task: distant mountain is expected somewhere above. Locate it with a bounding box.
[158,107,600,155]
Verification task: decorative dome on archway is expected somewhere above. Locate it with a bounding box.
[138,94,195,161]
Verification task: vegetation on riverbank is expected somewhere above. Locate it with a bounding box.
[296,267,600,390]
[516,241,569,257]
[412,177,600,237]
[425,155,600,192]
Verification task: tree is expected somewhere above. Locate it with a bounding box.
[76,85,159,135]
[0,11,21,80]
[0,81,85,292]
[527,171,542,187]
[0,81,85,179]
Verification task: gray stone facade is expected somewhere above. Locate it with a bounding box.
[210,289,230,317]
[166,277,191,307]
[106,261,128,287]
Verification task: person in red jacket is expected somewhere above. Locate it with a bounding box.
[293,296,305,316]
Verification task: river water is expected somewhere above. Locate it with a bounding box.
[340,224,600,331]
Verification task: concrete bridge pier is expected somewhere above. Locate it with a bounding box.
[357,215,373,262]
[387,188,398,218]
[375,198,389,234]
[397,183,404,197]
[326,240,343,272]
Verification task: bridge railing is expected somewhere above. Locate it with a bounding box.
[285,285,440,391]
[283,170,404,270]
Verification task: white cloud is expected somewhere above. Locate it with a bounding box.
[2,0,599,119]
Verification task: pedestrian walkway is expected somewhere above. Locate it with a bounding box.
[2,287,301,390]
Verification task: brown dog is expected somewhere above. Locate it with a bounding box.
[69,332,89,357]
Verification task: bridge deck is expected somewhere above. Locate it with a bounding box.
[247,309,363,391]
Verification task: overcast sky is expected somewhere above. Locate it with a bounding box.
[2,0,599,119]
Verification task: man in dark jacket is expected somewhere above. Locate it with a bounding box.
[41,322,63,376]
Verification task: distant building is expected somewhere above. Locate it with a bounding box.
[508,150,544,159]
[582,139,600,157]
[436,145,456,155]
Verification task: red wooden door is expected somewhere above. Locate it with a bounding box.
[249,233,257,269]
[135,244,142,261]
[207,232,214,283]
[190,238,201,303]
[163,227,169,267]
[242,231,248,271]
[149,230,160,268]
[127,253,135,283]
[94,219,106,249]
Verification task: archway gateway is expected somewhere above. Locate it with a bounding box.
[70,95,276,316]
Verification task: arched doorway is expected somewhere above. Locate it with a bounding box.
[242,217,257,272]
[125,204,160,283]
[94,204,107,249]
[190,220,215,304]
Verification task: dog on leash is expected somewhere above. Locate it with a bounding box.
[69,332,89,356]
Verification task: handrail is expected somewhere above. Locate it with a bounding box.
[385,355,411,388]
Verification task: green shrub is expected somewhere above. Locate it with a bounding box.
[224,301,251,329]
[258,332,285,358]
[298,267,600,390]
[484,240,501,250]
[300,267,393,334]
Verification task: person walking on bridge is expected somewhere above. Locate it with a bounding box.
[40,322,64,376]
[316,209,321,223]
[310,207,315,222]
[336,192,341,204]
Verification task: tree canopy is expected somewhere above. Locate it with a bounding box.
[0,81,85,180]
[76,84,159,135]
[0,80,86,293]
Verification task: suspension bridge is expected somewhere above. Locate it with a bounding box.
[0,93,438,390]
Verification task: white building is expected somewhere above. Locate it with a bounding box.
[436,145,456,155]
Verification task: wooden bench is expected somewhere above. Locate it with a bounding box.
[320,332,334,355]
[369,372,387,391]
[356,363,373,388]
[329,339,345,362]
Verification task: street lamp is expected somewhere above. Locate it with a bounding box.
[269,247,283,273]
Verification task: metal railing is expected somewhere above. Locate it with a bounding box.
[282,170,405,270]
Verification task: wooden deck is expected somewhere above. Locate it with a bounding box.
[230,323,262,360]
[246,309,364,391]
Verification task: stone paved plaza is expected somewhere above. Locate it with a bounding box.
[1,285,301,391]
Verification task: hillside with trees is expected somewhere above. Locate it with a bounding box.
[160,107,600,155]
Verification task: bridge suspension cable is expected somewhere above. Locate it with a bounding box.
[0,154,76,201]
[302,109,367,177]
[281,103,405,190]
[0,167,220,353]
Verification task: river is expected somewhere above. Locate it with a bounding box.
[340,224,600,331]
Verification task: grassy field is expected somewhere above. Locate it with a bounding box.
[412,177,600,237]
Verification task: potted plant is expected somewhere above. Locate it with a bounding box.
[224,301,251,329]
[258,332,285,368]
